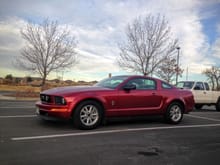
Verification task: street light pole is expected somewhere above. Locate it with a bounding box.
[176,46,180,85]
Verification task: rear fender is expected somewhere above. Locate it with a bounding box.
[163,98,185,113]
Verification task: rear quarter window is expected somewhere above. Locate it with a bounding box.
[162,82,173,89]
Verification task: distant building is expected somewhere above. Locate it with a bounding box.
[12,77,23,84]
[29,77,42,86]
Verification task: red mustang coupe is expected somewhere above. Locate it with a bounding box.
[36,75,194,129]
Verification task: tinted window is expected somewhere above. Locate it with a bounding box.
[204,83,210,90]
[126,78,156,90]
[194,82,204,90]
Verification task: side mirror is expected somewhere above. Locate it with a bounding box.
[123,84,136,91]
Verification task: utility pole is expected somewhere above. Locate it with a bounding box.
[176,46,180,85]
[186,66,188,81]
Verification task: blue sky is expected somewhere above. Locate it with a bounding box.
[0,0,220,81]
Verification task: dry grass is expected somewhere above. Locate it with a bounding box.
[0,85,40,98]
[0,82,95,98]
[0,84,41,92]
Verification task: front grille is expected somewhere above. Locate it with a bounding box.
[40,94,66,105]
[40,94,52,103]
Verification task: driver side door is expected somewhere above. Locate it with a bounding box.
[117,77,163,115]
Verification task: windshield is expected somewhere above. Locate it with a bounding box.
[94,76,129,89]
[177,81,195,89]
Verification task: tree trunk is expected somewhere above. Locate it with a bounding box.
[216,81,220,91]
[41,75,47,91]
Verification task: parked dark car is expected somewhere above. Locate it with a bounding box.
[36,75,194,129]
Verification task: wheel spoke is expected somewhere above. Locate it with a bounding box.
[81,114,87,119]
[170,105,182,122]
[80,104,99,126]
[86,118,90,124]
[91,113,98,120]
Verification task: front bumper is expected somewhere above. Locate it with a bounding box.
[36,101,72,119]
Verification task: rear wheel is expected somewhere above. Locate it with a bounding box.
[73,100,103,130]
[165,102,183,124]
[216,99,220,111]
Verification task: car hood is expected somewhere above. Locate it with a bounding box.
[41,86,113,96]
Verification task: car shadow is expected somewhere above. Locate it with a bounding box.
[103,115,166,128]
[193,108,217,112]
[36,115,166,130]
[36,117,74,130]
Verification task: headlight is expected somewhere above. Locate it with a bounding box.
[40,94,52,103]
[54,96,67,105]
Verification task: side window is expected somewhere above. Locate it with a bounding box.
[194,82,204,90]
[126,78,156,90]
[143,79,156,89]
[162,82,173,89]
[204,83,210,91]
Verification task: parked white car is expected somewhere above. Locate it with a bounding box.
[177,81,220,111]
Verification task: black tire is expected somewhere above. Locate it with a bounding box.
[164,102,183,124]
[195,104,203,110]
[73,100,103,130]
[216,99,220,112]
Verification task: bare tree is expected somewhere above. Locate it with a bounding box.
[202,66,220,90]
[117,14,178,76]
[16,19,77,87]
[155,57,183,83]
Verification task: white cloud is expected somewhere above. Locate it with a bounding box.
[187,62,212,74]
[0,17,26,51]
[0,0,219,81]
[173,13,210,64]
[218,23,220,33]
[69,25,118,57]
[101,0,213,76]
[211,23,220,59]
[74,49,115,72]
[0,17,126,80]
[212,40,220,58]
[0,17,27,72]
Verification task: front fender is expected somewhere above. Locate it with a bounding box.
[67,92,108,114]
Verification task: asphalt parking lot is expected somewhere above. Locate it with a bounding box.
[1,100,220,165]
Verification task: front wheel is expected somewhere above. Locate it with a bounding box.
[73,100,103,130]
[164,102,183,124]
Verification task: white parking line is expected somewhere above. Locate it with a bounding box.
[11,123,220,141]
[186,114,220,122]
[0,115,36,118]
